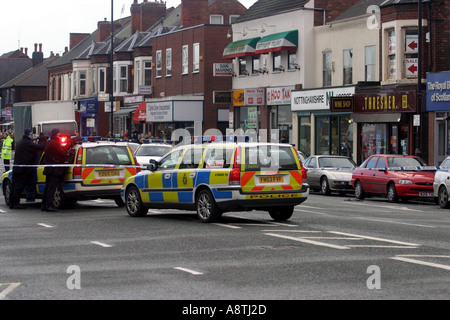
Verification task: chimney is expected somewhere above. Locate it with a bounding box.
[32,43,44,67]
[131,0,167,34]
[98,19,111,42]
[70,33,90,50]
[181,0,209,28]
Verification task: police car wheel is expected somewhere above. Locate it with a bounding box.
[3,180,12,207]
[196,189,221,223]
[268,206,294,222]
[125,186,148,217]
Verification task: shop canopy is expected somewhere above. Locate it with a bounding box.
[222,37,261,59]
[255,30,298,54]
[132,102,147,124]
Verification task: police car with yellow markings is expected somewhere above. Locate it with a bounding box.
[2,141,140,209]
[121,140,309,222]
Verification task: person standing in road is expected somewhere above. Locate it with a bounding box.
[1,132,14,172]
[41,128,69,212]
[10,129,44,209]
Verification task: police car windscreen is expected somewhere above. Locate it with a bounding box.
[245,146,298,171]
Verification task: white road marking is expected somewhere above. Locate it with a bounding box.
[391,255,450,271]
[37,223,53,228]
[212,223,241,229]
[0,283,21,300]
[357,217,435,228]
[294,208,327,215]
[261,230,321,233]
[328,231,420,247]
[350,202,423,212]
[91,241,112,248]
[264,232,350,250]
[174,267,203,275]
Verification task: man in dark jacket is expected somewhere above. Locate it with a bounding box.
[41,128,69,212]
[10,128,44,209]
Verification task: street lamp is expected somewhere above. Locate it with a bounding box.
[415,0,422,157]
[110,0,114,138]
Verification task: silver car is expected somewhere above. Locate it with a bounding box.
[303,155,356,195]
[433,157,450,208]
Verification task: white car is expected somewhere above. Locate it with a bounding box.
[134,143,173,167]
[433,157,450,208]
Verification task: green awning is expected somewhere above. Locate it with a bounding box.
[222,37,261,59]
[255,30,298,54]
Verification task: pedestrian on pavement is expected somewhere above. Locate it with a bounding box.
[10,129,44,209]
[1,132,14,172]
[41,128,69,212]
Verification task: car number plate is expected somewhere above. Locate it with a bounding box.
[259,175,283,183]
[419,192,433,197]
[98,170,120,177]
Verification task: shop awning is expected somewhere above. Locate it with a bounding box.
[113,107,136,116]
[255,30,298,54]
[222,37,261,59]
[132,102,147,124]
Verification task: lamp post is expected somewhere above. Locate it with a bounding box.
[110,0,114,138]
[415,0,422,157]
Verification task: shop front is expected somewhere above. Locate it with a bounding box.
[145,96,204,140]
[292,86,355,159]
[267,86,295,143]
[232,88,265,136]
[352,88,417,164]
[79,98,98,137]
[426,71,450,165]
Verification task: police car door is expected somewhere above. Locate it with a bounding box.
[175,146,202,204]
[146,148,182,204]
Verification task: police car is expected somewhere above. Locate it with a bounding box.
[2,141,140,209]
[121,140,309,222]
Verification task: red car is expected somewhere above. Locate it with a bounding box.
[351,154,435,203]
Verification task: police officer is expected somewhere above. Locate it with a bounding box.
[1,132,14,172]
[10,129,44,209]
[42,128,69,212]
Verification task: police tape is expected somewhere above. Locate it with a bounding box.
[306,166,450,171]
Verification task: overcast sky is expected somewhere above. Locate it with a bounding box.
[0,0,257,57]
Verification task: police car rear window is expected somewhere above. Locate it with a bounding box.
[86,146,132,165]
[244,146,298,171]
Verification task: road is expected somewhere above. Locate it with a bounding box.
[1,191,449,305]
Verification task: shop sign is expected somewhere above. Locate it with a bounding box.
[405,58,418,76]
[124,95,144,106]
[426,71,450,111]
[233,88,265,106]
[330,97,354,112]
[353,91,416,113]
[214,63,232,76]
[233,90,245,106]
[146,101,173,122]
[291,86,355,111]
[267,86,295,105]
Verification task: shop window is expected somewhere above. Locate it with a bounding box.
[299,116,311,157]
[323,51,332,87]
[213,91,232,104]
[315,115,352,157]
[361,123,387,161]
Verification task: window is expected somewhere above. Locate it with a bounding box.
[193,43,200,72]
[365,46,376,81]
[238,57,247,75]
[135,61,140,89]
[404,29,418,77]
[288,50,297,70]
[156,50,162,77]
[387,29,396,78]
[343,49,353,85]
[210,15,224,25]
[166,48,172,76]
[73,72,77,96]
[229,15,239,24]
[182,45,189,74]
[322,51,332,87]
[98,68,106,93]
[79,70,86,96]
[272,51,281,72]
[119,65,128,93]
[92,68,96,94]
[144,61,152,86]
[213,91,232,104]
[252,56,260,75]
[113,66,116,93]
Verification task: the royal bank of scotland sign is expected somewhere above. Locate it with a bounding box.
[426,71,450,111]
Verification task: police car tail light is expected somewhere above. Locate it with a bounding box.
[60,135,69,147]
[73,147,83,179]
[134,156,141,173]
[229,146,241,185]
[301,163,307,179]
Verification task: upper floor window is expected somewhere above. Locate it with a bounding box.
[144,61,152,86]
[229,15,240,24]
[365,45,376,81]
[239,57,247,75]
[343,49,353,85]
[98,68,106,93]
[272,51,281,72]
[79,70,87,96]
[322,51,332,87]
[182,45,189,74]
[156,50,162,78]
[193,43,200,72]
[252,56,259,75]
[166,48,172,76]
[288,50,297,70]
[210,15,224,25]
[387,29,396,78]
[404,29,418,77]
[119,65,128,93]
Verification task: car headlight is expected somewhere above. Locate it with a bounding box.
[398,179,413,184]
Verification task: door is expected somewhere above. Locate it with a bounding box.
[435,113,449,165]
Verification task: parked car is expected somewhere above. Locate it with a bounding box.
[352,154,435,203]
[303,155,356,195]
[433,157,450,208]
[2,142,140,209]
[134,143,173,167]
[122,142,309,222]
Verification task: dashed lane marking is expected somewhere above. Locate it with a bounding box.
[174,267,203,275]
[391,255,450,271]
[0,283,21,300]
